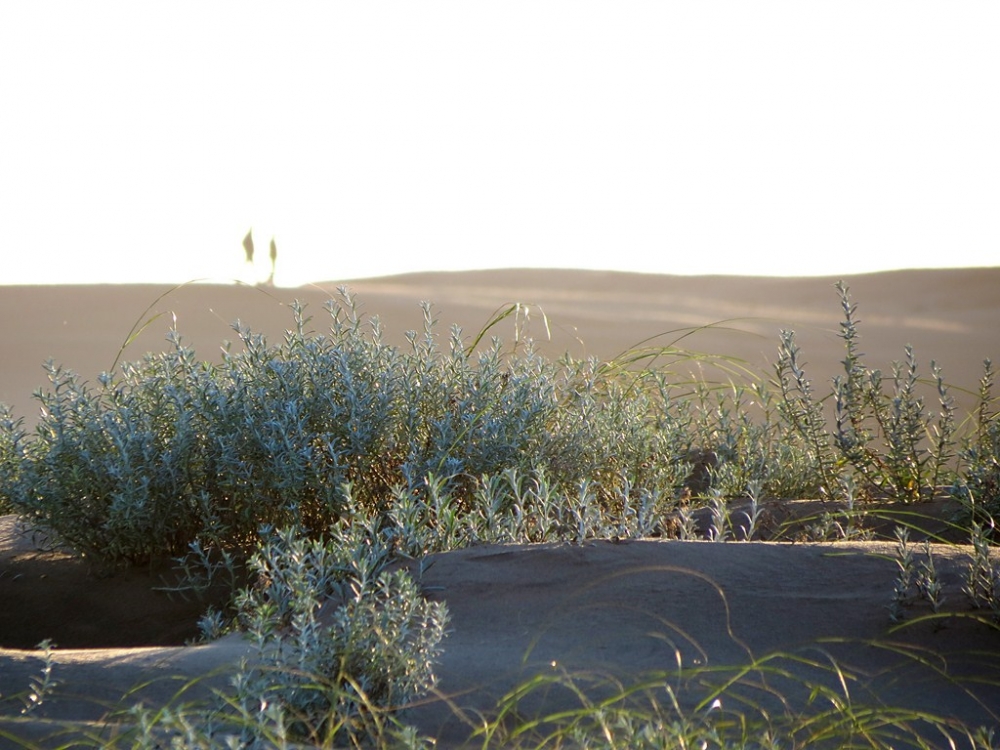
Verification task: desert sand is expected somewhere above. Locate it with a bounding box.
[1,268,999,746]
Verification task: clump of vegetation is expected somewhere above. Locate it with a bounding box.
[5,283,996,570]
[0,293,699,566]
[468,665,1000,750]
[888,526,950,622]
[227,520,449,747]
[775,282,992,507]
[961,360,1000,521]
[0,278,995,542]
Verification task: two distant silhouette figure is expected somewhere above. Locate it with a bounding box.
[242,229,277,286]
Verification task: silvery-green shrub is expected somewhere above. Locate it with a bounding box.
[232,523,448,745]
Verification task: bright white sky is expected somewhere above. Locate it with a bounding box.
[1,3,997,287]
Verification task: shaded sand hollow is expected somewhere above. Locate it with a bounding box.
[1,268,999,745]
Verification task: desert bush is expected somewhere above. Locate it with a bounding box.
[0,405,23,515]
[831,280,959,501]
[960,360,1000,522]
[0,293,621,565]
[87,518,446,749]
[3,289,798,568]
[773,327,842,501]
[2,282,996,569]
[230,520,449,747]
[775,282,970,504]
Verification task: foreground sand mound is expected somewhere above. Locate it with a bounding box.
[2,524,999,746]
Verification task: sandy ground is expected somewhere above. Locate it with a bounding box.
[3,268,999,426]
[2,516,1000,747]
[1,268,999,746]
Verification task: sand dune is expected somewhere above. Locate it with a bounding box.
[3,268,998,427]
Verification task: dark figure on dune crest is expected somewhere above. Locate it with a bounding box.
[242,229,254,265]
[242,229,278,286]
[268,237,277,286]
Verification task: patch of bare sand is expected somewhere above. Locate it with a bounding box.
[403,538,1000,744]
[2,524,999,746]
